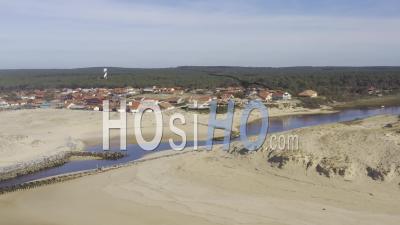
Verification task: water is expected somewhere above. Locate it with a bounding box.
[247,106,400,136]
[0,140,207,188]
[1,106,400,188]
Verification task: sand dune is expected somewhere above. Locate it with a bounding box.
[0,107,332,179]
[0,115,399,225]
[0,149,399,225]
[264,115,400,182]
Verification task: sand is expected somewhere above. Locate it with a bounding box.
[0,114,399,225]
[0,109,97,171]
[0,108,204,174]
[0,106,334,177]
[264,115,400,181]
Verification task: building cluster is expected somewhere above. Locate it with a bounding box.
[0,86,319,111]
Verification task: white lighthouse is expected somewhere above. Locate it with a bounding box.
[103,68,108,80]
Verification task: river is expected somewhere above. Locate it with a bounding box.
[1,106,400,188]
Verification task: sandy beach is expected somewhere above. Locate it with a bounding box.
[1,148,398,225]
[0,106,335,178]
[2,0,400,223]
[0,111,399,224]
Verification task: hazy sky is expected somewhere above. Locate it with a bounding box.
[1,0,400,68]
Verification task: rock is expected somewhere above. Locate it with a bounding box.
[316,164,331,177]
[315,156,351,178]
[268,154,290,168]
[366,167,385,181]
[228,143,251,155]
[384,123,393,128]
[267,150,314,169]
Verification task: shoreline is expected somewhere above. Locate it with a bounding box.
[0,103,392,187]
[1,114,399,225]
[0,151,125,182]
[0,149,194,195]
[333,94,400,110]
[268,106,337,118]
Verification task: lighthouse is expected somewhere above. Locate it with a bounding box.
[103,68,108,80]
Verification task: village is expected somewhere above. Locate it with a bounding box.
[0,86,322,112]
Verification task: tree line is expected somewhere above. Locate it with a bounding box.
[1,66,400,100]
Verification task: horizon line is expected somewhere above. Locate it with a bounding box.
[2,65,400,70]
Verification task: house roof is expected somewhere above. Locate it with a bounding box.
[164,97,182,103]
[273,92,284,97]
[258,91,272,99]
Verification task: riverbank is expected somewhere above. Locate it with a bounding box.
[0,151,125,182]
[333,94,400,109]
[0,106,338,181]
[0,115,399,225]
[268,105,336,117]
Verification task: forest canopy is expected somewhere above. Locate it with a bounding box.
[1,66,400,100]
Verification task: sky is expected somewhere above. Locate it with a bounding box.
[1,0,400,68]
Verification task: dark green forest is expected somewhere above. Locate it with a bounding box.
[1,66,400,100]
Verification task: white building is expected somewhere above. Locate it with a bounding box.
[0,100,9,108]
